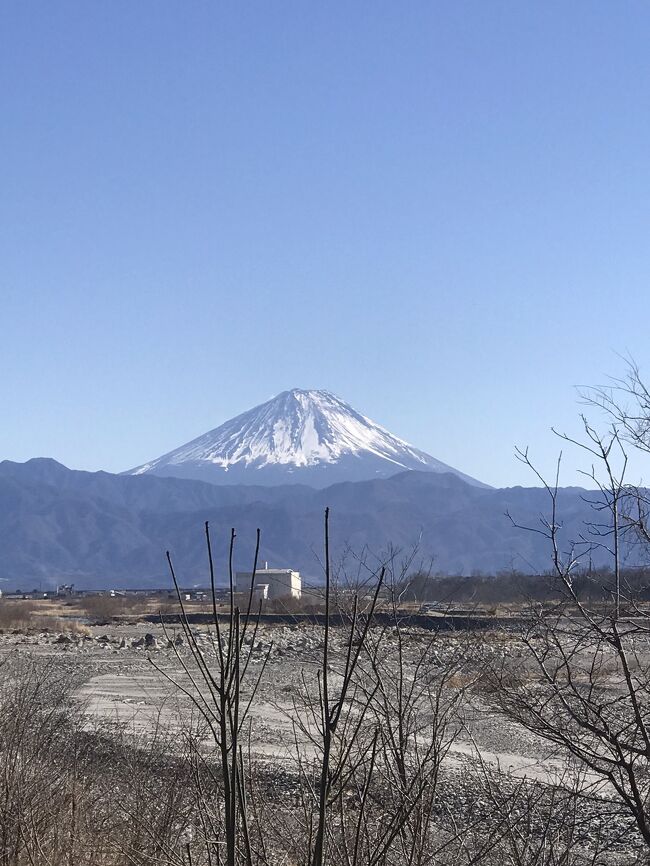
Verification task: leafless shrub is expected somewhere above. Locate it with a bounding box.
[150,511,492,866]
[0,655,214,866]
[483,361,650,856]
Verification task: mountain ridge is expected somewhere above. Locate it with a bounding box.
[0,458,623,588]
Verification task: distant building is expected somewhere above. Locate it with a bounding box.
[180,590,207,602]
[235,567,301,601]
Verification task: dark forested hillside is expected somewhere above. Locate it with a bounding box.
[0,458,616,588]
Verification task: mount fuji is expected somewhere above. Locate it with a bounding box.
[128,389,487,488]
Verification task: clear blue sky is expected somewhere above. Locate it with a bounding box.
[2,2,650,487]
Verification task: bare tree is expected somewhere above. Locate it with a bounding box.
[151,522,272,866]
[156,508,491,866]
[489,363,650,856]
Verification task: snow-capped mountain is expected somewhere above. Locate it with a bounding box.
[128,389,487,488]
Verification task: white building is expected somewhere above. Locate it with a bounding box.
[235,567,301,601]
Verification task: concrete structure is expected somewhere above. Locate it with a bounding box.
[235,567,301,600]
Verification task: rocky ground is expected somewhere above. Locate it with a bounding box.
[0,619,549,766]
[0,618,644,862]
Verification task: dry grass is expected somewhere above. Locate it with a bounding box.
[0,600,38,631]
[261,595,326,614]
[0,601,91,635]
[43,617,92,637]
[70,593,177,622]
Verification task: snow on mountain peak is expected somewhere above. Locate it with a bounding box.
[128,389,486,488]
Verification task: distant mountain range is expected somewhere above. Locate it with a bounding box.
[0,457,618,589]
[128,389,487,488]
